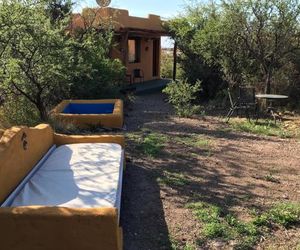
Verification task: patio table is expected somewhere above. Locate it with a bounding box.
[255,94,288,99]
[255,94,289,123]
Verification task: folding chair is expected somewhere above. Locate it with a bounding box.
[132,69,144,83]
[226,87,258,122]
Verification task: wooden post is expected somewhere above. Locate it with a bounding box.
[123,31,129,68]
[173,41,177,81]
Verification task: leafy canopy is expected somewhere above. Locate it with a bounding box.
[166,0,300,98]
[0,0,74,120]
[0,0,125,124]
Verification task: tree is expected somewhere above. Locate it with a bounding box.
[0,1,125,124]
[69,8,125,99]
[0,0,73,120]
[165,3,227,100]
[46,0,73,23]
[167,0,300,97]
[220,0,300,93]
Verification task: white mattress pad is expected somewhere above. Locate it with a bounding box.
[10,143,124,210]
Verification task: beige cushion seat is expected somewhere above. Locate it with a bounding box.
[10,143,124,212]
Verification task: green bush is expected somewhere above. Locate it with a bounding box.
[0,96,41,128]
[163,80,202,117]
[166,0,300,103]
[161,50,183,80]
[0,1,125,126]
[70,28,125,99]
[0,0,74,121]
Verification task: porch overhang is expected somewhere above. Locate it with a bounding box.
[117,27,169,38]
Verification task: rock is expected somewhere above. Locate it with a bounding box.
[282,194,289,199]
[212,241,226,248]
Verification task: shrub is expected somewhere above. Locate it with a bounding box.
[70,27,125,99]
[0,96,41,128]
[0,0,74,121]
[0,1,125,126]
[163,80,202,117]
[160,49,183,80]
[166,0,300,102]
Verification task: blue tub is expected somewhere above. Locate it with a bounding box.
[63,103,115,115]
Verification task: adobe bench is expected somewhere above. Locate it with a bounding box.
[0,124,125,250]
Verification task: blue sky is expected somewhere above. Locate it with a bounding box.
[75,0,188,47]
[75,0,186,18]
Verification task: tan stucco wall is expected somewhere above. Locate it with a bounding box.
[81,7,165,33]
[0,206,122,250]
[0,124,54,203]
[126,38,160,82]
[112,38,161,82]
[51,99,124,129]
[0,124,125,204]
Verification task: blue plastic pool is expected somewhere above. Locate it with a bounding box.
[63,103,115,115]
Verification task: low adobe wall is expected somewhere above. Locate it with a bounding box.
[0,206,122,250]
[0,129,4,138]
[0,124,54,203]
[51,99,124,129]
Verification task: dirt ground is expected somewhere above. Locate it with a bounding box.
[120,92,300,250]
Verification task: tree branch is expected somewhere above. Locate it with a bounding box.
[11,81,37,105]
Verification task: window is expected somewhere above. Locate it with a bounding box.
[128,38,141,63]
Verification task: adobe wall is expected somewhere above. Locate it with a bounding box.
[79,8,164,82]
[111,37,161,82]
[82,7,165,32]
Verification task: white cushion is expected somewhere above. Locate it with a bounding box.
[10,143,124,210]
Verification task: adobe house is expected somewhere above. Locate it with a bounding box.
[72,8,169,83]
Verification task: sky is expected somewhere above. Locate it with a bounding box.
[75,0,186,18]
[74,0,189,47]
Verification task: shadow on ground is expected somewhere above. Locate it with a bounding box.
[121,91,300,249]
[121,163,172,250]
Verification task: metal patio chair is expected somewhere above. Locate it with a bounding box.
[132,69,144,83]
[226,86,258,122]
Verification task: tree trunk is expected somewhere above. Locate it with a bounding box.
[36,102,48,121]
[265,69,272,94]
[173,42,177,81]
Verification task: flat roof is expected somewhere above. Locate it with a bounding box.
[71,7,168,36]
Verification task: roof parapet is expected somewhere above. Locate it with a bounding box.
[75,7,166,33]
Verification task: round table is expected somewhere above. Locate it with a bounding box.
[255,94,288,99]
[255,94,289,123]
